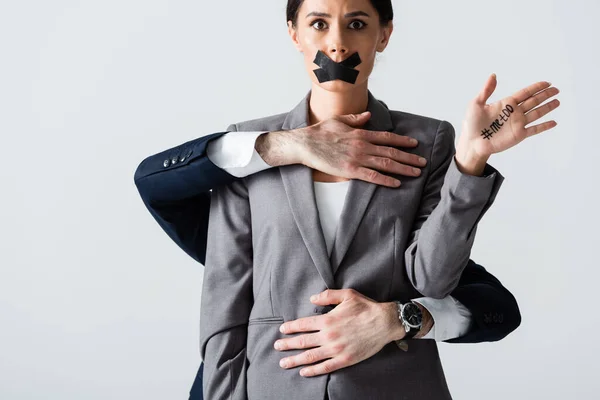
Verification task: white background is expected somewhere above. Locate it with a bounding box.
[1,0,598,399]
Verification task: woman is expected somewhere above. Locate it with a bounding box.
[199,0,560,399]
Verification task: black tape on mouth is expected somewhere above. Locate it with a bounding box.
[312,50,362,84]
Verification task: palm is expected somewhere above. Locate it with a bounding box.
[460,74,560,158]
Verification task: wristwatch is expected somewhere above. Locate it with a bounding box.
[393,300,423,339]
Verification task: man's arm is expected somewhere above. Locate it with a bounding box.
[134,128,519,344]
[444,259,522,343]
[133,125,264,265]
[412,295,472,341]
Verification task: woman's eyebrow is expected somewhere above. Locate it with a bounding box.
[305,11,371,19]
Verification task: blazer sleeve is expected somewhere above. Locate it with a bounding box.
[404,120,505,298]
[445,259,522,343]
[133,125,239,265]
[199,176,252,400]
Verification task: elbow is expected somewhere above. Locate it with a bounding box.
[508,312,522,337]
[487,293,523,342]
[414,281,457,300]
[489,309,522,342]
[405,244,462,299]
[133,159,157,205]
[418,287,452,300]
[503,296,523,337]
[409,268,461,300]
[133,158,150,190]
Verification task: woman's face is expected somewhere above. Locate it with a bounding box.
[288,0,393,93]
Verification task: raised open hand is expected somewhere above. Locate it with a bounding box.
[458,74,560,159]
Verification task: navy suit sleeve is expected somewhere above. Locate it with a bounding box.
[133,128,239,265]
[444,259,522,343]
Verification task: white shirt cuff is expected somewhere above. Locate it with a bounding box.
[411,296,473,342]
[206,131,271,178]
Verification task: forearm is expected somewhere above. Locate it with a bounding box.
[445,260,522,344]
[134,132,235,205]
[133,132,236,264]
[454,140,490,177]
[412,296,473,341]
[383,301,434,341]
[382,296,472,342]
[134,126,276,265]
[405,156,504,298]
[255,129,305,167]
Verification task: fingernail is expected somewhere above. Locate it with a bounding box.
[413,168,421,175]
[419,157,426,165]
[310,295,317,301]
[410,138,418,145]
[274,341,282,350]
[280,359,287,368]
[279,324,285,333]
[394,180,401,187]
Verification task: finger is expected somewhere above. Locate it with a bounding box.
[519,86,560,113]
[525,120,558,138]
[359,129,419,148]
[336,111,371,127]
[512,81,552,104]
[362,155,422,178]
[474,73,497,105]
[280,315,324,334]
[279,347,329,370]
[363,139,427,168]
[310,289,349,305]
[300,357,349,377]
[364,140,427,166]
[274,332,321,351]
[353,166,402,188]
[524,99,560,125]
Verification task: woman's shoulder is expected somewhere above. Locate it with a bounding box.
[382,102,446,131]
[227,111,289,132]
[383,103,456,149]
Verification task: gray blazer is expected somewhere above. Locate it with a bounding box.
[200,90,504,400]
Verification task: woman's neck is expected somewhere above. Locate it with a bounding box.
[307,82,369,126]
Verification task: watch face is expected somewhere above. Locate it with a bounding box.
[402,303,423,328]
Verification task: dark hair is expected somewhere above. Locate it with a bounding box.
[286,0,393,27]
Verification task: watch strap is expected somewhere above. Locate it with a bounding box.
[403,323,419,339]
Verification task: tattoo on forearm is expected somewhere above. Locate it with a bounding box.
[481,104,514,140]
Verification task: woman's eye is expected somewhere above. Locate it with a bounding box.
[311,19,367,31]
[311,20,327,30]
[349,20,366,30]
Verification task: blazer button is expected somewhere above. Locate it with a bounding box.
[171,157,178,165]
[163,159,170,167]
[179,155,186,162]
[186,149,193,158]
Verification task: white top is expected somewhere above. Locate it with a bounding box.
[207,131,473,341]
[313,180,351,256]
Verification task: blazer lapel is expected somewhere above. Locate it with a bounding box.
[279,89,394,287]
